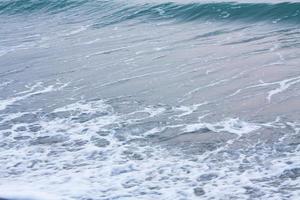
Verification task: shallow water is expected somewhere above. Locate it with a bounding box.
[0,0,300,199]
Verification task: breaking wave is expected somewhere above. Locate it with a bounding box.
[0,0,300,24]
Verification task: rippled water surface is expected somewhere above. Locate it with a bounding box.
[0,0,300,199]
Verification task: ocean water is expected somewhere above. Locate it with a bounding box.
[0,0,300,199]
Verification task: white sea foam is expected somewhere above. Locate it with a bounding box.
[0,82,68,111]
[173,102,208,117]
[0,96,299,199]
[184,118,260,136]
[53,100,110,114]
[0,184,67,200]
[228,75,300,102]
[0,80,12,88]
[267,76,300,102]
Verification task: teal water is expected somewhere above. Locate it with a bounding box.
[0,0,300,23]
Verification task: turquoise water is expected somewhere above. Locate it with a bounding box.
[1,0,300,23]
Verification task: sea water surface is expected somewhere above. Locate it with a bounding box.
[0,0,300,199]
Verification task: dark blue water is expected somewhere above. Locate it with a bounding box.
[0,0,300,199]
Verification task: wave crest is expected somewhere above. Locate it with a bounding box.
[1,0,299,24]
